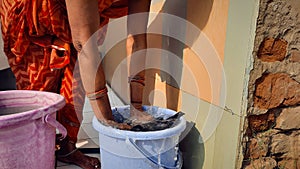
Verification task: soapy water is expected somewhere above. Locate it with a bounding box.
[0,106,40,116]
[112,106,184,132]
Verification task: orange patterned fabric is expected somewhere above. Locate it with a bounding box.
[0,0,128,142]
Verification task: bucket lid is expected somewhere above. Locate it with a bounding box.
[0,90,65,128]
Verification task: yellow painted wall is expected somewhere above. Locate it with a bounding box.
[103,0,229,107]
[101,0,259,168]
[144,2,231,168]
[103,0,230,168]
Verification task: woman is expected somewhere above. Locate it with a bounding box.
[0,0,152,168]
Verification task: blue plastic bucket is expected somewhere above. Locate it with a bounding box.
[92,106,186,169]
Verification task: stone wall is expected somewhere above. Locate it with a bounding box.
[241,0,300,168]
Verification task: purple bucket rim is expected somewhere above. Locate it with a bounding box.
[0,90,65,128]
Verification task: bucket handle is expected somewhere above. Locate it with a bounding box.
[128,138,182,169]
[45,114,67,139]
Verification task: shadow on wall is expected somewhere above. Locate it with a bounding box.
[144,1,213,169]
[145,0,213,110]
[180,122,205,169]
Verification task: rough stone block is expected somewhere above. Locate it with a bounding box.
[275,107,300,130]
[271,132,300,159]
[290,50,300,63]
[257,38,288,62]
[248,111,275,132]
[278,159,300,169]
[254,73,300,109]
[249,137,269,159]
[244,157,277,169]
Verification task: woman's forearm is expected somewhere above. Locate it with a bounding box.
[65,0,105,92]
[65,0,112,121]
[127,0,153,122]
[64,0,152,123]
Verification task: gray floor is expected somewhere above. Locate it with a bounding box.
[57,86,125,169]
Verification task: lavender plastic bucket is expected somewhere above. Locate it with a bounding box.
[0,90,67,169]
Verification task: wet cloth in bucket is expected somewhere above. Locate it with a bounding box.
[112,106,184,131]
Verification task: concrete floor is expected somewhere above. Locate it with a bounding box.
[56,86,125,169]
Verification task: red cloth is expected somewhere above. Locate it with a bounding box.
[0,0,128,142]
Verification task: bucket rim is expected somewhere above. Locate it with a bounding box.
[92,106,186,140]
[0,90,65,128]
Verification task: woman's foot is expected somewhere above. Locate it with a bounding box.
[56,137,100,169]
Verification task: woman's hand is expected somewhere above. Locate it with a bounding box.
[129,105,154,124]
[102,119,132,130]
